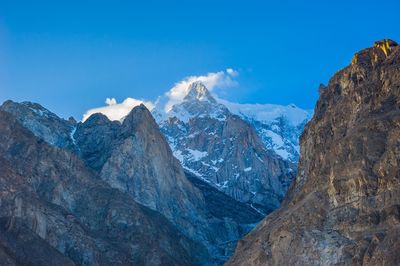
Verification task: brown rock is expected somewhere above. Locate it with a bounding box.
[227,40,400,265]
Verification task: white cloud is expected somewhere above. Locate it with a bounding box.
[81,68,238,122]
[163,68,238,112]
[226,68,238,77]
[82,97,154,122]
[105,98,117,105]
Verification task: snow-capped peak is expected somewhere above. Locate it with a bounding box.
[153,82,228,123]
[183,81,216,103]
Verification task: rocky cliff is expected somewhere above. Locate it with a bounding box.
[157,82,298,213]
[227,39,400,265]
[0,110,208,265]
[76,104,263,262]
[0,101,77,151]
[0,100,264,264]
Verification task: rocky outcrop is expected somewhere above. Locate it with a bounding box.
[374,39,398,57]
[75,104,262,262]
[98,105,210,246]
[158,83,296,213]
[1,99,266,263]
[227,39,400,265]
[0,101,77,151]
[0,77,305,264]
[0,110,209,265]
[185,171,262,225]
[0,217,75,266]
[74,113,121,170]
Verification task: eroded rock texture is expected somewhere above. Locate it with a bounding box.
[0,101,263,264]
[0,110,209,265]
[158,82,296,214]
[227,39,400,265]
[76,105,261,262]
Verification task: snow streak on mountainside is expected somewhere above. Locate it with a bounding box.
[154,82,309,212]
[0,100,265,264]
[220,100,312,162]
[81,75,311,212]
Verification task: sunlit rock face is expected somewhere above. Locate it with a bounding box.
[374,39,398,57]
[227,40,400,265]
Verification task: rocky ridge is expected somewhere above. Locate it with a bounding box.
[0,100,265,264]
[227,39,400,265]
[157,82,300,213]
[0,109,207,265]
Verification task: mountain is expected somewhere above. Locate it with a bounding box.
[227,39,400,265]
[0,109,207,265]
[0,101,78,151]
[155,81,309,213]
[0,100,264,264]
[76,104,258,261]
[220,100,311,162]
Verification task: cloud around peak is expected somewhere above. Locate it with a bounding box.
[162,69,238,112]
[81,68,239,121]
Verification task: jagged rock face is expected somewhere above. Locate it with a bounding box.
[216,100,312,162]
[98,106,209,241]
[227,40,400,265]
[158,84,296,213]
[0,86,303,263]
[74,113,121,170]
[247,115,308,162]
[0,110,209,265]
[75,105,262,262]
[185,171,263,225]
[1,99,266,263]
[0,217,75,266]
[0,101,77,151]
[167,82,230,122]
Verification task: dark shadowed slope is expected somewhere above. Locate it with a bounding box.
[0,110,208,265]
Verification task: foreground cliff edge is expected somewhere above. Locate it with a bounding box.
[227,39,400,265]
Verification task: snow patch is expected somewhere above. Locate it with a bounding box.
[30,108,48,117]
[70,126,77,145]
[173,150,184,162]
[183,166,210,183]
[265,130,284,147]
[250,203,265,216]
[216,180,229,189]
[218,99,311,127]
[255,153,263,162]
[275,149,290,160]
[187,149,208,161]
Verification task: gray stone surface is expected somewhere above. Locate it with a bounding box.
[227,39,400,266]
[0,110,209,265]
[0,100,266,264]
[157,83,296,213]
[79,104,262,262]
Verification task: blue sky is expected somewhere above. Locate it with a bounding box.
[0,0,399,119]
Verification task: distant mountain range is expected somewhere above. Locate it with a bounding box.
[0,80,310,265]
[154,81,310,213]
[3,38,395,266]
